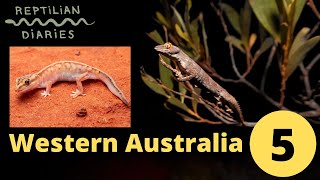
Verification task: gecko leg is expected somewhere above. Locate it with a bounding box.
[158,54,195,81]
[176,74,195,81]
[158,54,179,74]
[41,80,53,97]
[71,72,90,98]
[214,95,223,106]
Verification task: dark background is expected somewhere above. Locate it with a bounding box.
[0,0,319,179]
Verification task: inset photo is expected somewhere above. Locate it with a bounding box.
[10,46,131,127]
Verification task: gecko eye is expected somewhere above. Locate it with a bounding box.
[24,79,30,86]
[164,42,172,49]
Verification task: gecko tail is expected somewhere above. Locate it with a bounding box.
[99,73,130,106]
[242,121,256,127]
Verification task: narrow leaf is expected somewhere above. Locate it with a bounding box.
[219,3,241,34]
[190,17,200,51]
[258,37,274,55]
[287,0,296,32]
[286,36,320,78]
[155,11,170,28]
[192,87,201,114]
[225,35,245,53]
[186,0,192,12]
[175,24,190,42]
[140,67,170,98]
[292,0,306,31]
[240,0,252,47]
[249,33,257,50]
[184,0,192,36]
[146,30,165,45]
[171,5,187,32]
[275,0,289,44]
[249,0,281,42]
[276,0,289,19]
[289,27,310,57]
[178,82,187,103]
[159,56,174,90]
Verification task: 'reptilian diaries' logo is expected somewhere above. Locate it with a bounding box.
[5,5,95,39]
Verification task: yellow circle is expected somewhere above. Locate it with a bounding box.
[250,110,317,177]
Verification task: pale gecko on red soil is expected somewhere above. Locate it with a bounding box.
[15,61,130,106]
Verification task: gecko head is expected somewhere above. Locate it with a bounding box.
[15,74,38,93]
[154,42,180,58]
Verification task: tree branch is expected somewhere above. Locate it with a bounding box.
[260,43,277,92]
[299,63,313,98]
[307,0,320,20]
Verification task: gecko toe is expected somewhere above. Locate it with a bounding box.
[70,89,86,98]
[41,91,51,97]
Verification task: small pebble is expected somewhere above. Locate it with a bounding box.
[75,51,81,56]
[76,108,87,117]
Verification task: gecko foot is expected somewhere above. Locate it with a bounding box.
[70,89,86,98]
[225,105,234,113]
[174,70,182,77]
[41,91,51,97]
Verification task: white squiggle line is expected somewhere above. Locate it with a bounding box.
[5,18,95,27]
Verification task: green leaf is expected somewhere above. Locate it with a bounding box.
[159,56,174,90]
[256,37,273,56]
[249,0,281,42]
[286,35,320,78]
[190,17,200,51]
[167,97,196,116]
[287,0,296,32]
[167,97,189,111]
[146,30,165,45]
[184,0,192,36]
[219,3,241,34]
[140,67,170,98]
[240,0,252,47]
[292,0,307,31]
[225,35,245,53]
[275,0,289,43]
[175,24,190,42]
[155,11,170,28]
[171,5,187,32]
[289,27,310,58]
[178,82,187,103]
[192,87,201,114]
[276,0,289,19]
[186,0,192,12]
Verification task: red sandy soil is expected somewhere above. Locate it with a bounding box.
[9,47,131,127]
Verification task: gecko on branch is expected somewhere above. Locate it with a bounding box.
[15,61,130,106]
[155,42,255,127]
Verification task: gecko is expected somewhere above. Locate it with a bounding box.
[154,42,255,127]
[15,61,130,106]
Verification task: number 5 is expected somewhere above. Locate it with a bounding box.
[272,129,294,161]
